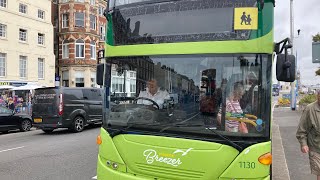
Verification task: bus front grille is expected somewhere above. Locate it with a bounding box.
[135,163,205,179]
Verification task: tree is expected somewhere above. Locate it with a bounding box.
[313,33,320,42]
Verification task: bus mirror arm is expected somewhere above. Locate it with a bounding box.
[274,38,292,55]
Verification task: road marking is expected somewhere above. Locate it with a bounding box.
[0,146,25,153]
[92,176,97,179]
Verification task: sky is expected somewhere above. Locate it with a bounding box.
[274,0,320,85]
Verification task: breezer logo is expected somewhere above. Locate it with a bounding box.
[143,148,193,167]
[173,148,193,156]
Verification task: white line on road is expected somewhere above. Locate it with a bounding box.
[92,176,97,179]
[0,146,25,153]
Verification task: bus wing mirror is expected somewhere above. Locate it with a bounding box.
[96,64,110,86]
[276,54,296,82]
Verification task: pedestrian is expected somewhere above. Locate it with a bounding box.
[296,90,320,180]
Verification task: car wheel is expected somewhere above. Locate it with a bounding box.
[42,129,54,133]
[71,116,85,133]
[1,130,9,134]
[20,119,32,132]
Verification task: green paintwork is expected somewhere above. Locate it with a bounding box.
[98,128,125,165]
[106,14,114,46]
[105,30,273,57]
[97,128,272,180]
[114,134,238,179]
[219,141,271,179]
[249,2,274,40]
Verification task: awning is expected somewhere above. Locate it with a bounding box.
[0,85,15,89]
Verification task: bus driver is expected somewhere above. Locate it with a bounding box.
[137,79,170,109]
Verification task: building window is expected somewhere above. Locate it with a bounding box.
[38,58,44,79]
[75,71,84,87]
[90,41,96,60]
[75,0,84,3]
[100,26,105,40]
[0,0,7,8]
[111,77,124,93]
[19,3,27,14]
[99,6,104,16]
[91,72,96,87]
[60,0,69,3]
[75,12,85,27]
[90,0,95,5]
[75,39,85,58]
[62,13,69,28]
[0,23,6,38]
[62,40,69,59]
[19,56,27,78]
[38,9,45,19]
[38,33,45,45]
[90,15,96,30]
[62,71,69,87]
[19,29,27,42]
[130,72,137,78]
[0,53,6,77]
[130,79,136,93]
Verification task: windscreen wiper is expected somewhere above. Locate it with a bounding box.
[109,123,145,138]
[160,124,243,151]
[109,122,171,138]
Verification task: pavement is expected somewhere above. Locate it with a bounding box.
[0,126,101,180]
[272,107,315,180]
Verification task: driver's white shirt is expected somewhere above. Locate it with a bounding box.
[137,88,170,109]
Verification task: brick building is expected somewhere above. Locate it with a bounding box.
[53,0,107,87]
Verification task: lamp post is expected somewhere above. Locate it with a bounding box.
[290,0,296,110]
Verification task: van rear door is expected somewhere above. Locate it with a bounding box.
[33,88,59,118]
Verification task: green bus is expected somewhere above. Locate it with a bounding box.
[96,0,295,179]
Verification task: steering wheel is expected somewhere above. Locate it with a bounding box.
[225,113,258,127]
[134,97,160,110]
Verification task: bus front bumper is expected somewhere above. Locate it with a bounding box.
[97,155,270,180]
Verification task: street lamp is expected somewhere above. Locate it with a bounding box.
[290,0,296,111]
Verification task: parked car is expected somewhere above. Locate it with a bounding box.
[0,106,32,133]
[32,87,103,133]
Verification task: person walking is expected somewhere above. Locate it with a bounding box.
[296,90,320,180]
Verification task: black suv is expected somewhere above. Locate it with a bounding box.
[0,106,32,133]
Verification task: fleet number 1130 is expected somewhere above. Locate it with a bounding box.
[239,162,256,169]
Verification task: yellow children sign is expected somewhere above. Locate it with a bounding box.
[234,7,258,30]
